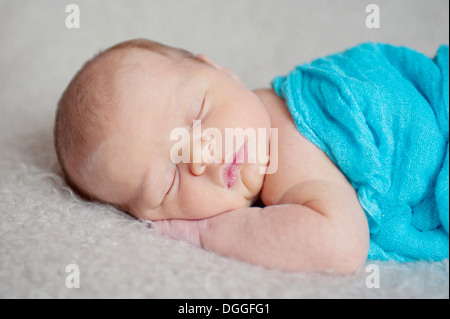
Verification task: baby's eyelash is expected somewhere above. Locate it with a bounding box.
[166,167,177,197]
[197,96,206,119]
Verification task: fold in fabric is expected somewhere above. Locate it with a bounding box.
[272,43,449,261]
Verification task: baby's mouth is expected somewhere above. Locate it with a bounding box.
[222,144,247,188]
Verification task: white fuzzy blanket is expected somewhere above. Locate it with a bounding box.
[1,0,448,298]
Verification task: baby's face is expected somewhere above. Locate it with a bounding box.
[77,50,272,220]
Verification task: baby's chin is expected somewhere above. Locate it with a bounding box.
[241,163,266,198]
[185,196,256,220]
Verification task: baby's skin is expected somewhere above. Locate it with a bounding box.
[67,48,369,273]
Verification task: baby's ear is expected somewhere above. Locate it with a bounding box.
[196,54,241,82]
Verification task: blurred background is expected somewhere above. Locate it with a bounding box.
[0,0,448,140]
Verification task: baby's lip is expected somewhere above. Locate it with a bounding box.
[221,144,247,188]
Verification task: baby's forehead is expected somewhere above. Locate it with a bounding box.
[97,48,173,77]
[103,50,177,95]
[83,50,162,113]
[97,47,160,68]
[91,48,194,136]
[80,50,156,100]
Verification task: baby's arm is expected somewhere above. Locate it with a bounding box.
[154,180,369,274]
[201,181,369,274]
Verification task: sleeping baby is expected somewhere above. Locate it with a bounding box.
[54,38,449,273]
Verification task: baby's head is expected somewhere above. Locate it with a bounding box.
[54,38,271,220]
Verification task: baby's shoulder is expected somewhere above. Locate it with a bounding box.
[254,89,353,206]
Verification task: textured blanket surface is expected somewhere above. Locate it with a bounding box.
[273,43,449,261]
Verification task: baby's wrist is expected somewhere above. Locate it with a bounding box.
[151,218,209,249]
[197,219,209,249]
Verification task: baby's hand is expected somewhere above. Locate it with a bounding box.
[150,219,208,248]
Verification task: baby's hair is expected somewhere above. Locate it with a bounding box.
[54,38,201,207]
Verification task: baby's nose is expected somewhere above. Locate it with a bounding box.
[189,161,207,176]
[189,139,215,176]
